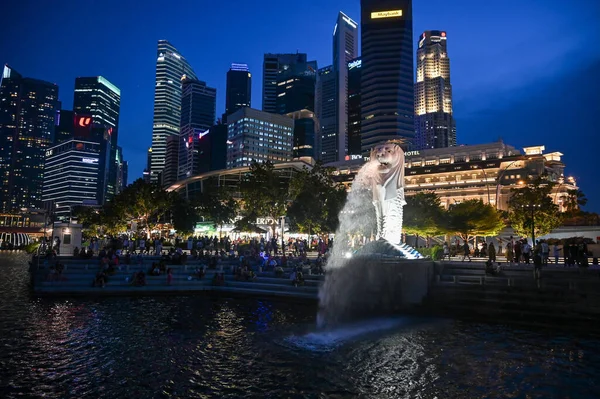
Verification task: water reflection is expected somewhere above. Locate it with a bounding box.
[0,252,599,398]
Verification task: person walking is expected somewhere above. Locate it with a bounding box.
[488,243,497,264]
[461,241,471,262]
[553,243,560,265]
[506,242,514,266]
[541,240,549,266]
[443,242,451,261]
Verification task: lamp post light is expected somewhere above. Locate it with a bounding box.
[495,159,521,210]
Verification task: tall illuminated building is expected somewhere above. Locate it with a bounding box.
[150,40,197,182]
[224,63,251,123]
[316,66,336,161]
[347,57,362,157]
[0,65,58,212]
[176,78,216,183]
[414,30,456,149]
[262,53,307,114]
[73,76,121,197]
[332,11,358,162]
[360,0,414,153]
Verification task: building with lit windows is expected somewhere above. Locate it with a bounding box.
[414,30,456,149]
[151,40,198,183]
[347,57,362,158]
[332,11,358,162]
[73,75,121,197]
[262,53,308,114]
[0,65,59,212]
[224,63,251,123]
[54,109,74,144]
[327,142,576,211]
[317,66,337,162]
[360,0,414,153]
[226,107,294,169]
[42,134,111,219]
[176,78,216,184]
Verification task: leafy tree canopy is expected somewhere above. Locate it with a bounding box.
[507,176,563,239]
[403,192,447,238]
[446,199,505,242]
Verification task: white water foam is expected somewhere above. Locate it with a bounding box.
[285,317,406,352]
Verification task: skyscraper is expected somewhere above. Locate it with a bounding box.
[414,30,456,149]
[360,0,414,153]
[332,11,358,162]
[176,78,216,182]
[224,63,251,123]
[226,108,294,169]
[54,109,74,144]
[347,57,362,157]
[73,76,121,197]
[316,66,337,161]
[150,40,197,182]
[0,65,58,212]
[262,53,307,114]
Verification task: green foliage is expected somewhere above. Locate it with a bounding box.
[194,188,239,233]
[24,242,41,254]
[240,161,289,236]
[418,245,444,260]
[507,176,564,239]
[563,188,588,217]
[170,193,197,236]
[113,179,172,234]
[287,162,347,234]
[446,199,505,241]
[403,192,447,238]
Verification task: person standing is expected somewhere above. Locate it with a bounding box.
[541,240,549,266]
[514,240,522,265]
[488,243,496,264]
[443,242,451,261]
[461,241,471,262]
[506,242,514,265]
[553,243,560,265]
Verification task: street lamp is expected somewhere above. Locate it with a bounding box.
[471,164,491,204]
[495,159,521,209]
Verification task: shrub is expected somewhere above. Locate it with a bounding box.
[419,245,444,260]
[24,242,41,254]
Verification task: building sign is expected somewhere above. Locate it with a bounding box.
[348,59,362,70]
[45,149,53,157]
[82,157,98,164]
[256,217,275,225]
[405,151,420,157]
[371,10,402,19]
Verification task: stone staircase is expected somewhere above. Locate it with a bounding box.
[31,257,322,300]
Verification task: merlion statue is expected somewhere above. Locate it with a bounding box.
[369,141,407,245]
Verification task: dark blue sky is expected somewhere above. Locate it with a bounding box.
[2,0,599,211]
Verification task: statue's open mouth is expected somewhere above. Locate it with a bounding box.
[378,161,390,166]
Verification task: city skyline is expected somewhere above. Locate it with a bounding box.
[0,0,599,210]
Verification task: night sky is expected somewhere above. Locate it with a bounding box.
[2,0,599,211]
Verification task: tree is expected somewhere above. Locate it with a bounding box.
[563,188,587,217]
[195,188,239,236]
[240,161,289,237]
[110,179,172,237]
[287,162,347,235]
[507,176,563,239]
[446,199,505,243]
[403,192,447,246]
[170,193,197,237]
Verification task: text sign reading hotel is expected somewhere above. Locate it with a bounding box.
[371,10,402,19]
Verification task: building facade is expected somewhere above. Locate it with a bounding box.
[176,78,217,183]
[316,65,337,163]
[414,30,456,150]
[0,65,59,212]
[224,63,251,123]
[42,135,111,219]
[332,11,359,162]
[360,0,414,153]
[73,76,121,197]
[54,109,74,145]
[286,109,319,159]
[262,53,308,114]
[326,142,576,211]
[226,107,294,169]
[347,58,362,158]
[150,40,198,183]
[197,123,227,173]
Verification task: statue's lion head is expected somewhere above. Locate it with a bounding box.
[370,142,404,174]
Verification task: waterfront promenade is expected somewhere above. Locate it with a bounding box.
[28,253,600,331]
